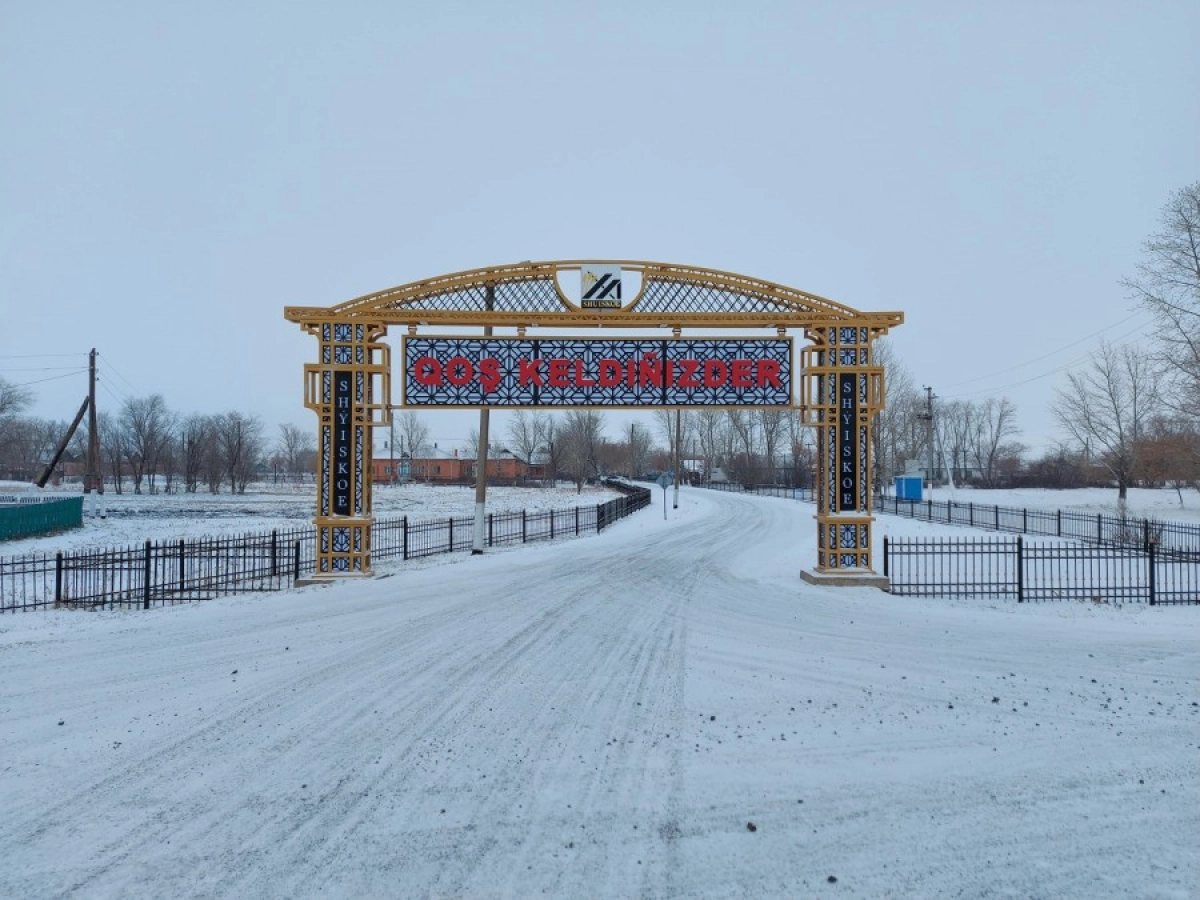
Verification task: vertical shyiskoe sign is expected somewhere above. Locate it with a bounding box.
[331,370,353,515]
[838,372,858,510]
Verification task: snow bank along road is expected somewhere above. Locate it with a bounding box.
[1,489,1196,898]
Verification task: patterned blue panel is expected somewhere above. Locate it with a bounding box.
[334,324,353,342]
[333,527,350,552]
[333,557,349,571]
[335,346,353,364]
[840,554,858,568]
[859,429,870,509]
[322,324,331,341]
[320,429,331,516]
[839,524,857,549]
[354,427,364,515]
[839,348,857,366]
[839,327,858,346]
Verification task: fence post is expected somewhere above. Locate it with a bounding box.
[995,504,1000,532]
[178,539,185,592]
[522,509,527,543]
[1143,519,1151,552]
[596,504,603,532]
[882,537,889,578]
[143,540,152,610]
[1097,513,1102,545]
[1148,542,1156,606]
[488,513,493,548]
[448,517,454,551]
[1023,508,1028,534]
[1016,535,1024,603]
[575,506,580,536]
[1056,509,1062,537]
[969,502,974,528]
[55,551,63,605]
[402,515,409,561]
[293,540,301,581]
[271,529,278,577]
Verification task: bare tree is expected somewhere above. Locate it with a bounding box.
[725,409,758,484]
[693,408,727,482]
[98,411,126,493]
[506,409,551,478]
[397,411,431,459]
[119,394,175,494]
[869,339,922,486]
[785,409,816,488]
[1053,341,1160,503]
[625,421,653,478]
[214,411,265,494]
[277,423,314,480]
[935,399,977,484]
[557,410,606,492]
[0,377,33,420]
[969,397,1023,487]
[1124,183,1200,418]
[755,409,787,484]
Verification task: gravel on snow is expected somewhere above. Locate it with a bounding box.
[0,488,1196,898]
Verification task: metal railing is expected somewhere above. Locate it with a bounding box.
[0,481,651,613]
[883,536,1198,605]
[875,494,1200,557]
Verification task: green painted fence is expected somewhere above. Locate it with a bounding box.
[0,497,84,541]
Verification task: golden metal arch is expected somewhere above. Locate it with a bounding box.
[286,260,903,583]
[284,259,903,333]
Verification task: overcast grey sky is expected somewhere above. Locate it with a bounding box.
[2,1,1197,456]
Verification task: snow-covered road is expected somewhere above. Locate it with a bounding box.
[1,488,1196,898]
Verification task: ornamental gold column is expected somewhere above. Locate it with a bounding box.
[801,324,886,583]
[300,320,391,577]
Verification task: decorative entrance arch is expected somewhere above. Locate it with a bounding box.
[283,260,903,580]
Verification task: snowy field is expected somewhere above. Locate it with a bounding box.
[0,481,626,558]
[0,486,1196,898]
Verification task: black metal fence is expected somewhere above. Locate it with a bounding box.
[883,536,1199,605]
[875,495,1200,557]
[702,482,816,502]
[0,481,651,613]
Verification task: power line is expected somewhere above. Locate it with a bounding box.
[10,369,88,388]
[940,310,1153,391]
[0,365,90,373]
[0,352,89,360]
[97,353,140,394]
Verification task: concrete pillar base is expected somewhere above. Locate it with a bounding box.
[800,569,891,591]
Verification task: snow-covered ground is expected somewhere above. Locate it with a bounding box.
[1,487,1196,897]
[0,481,625,558]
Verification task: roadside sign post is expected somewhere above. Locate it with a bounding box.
[656,473,673,520]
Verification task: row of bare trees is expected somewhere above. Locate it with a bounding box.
[0,388,317,494]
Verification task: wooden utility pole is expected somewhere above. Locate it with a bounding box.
[471,286,495,554]
[85,348,102,494]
